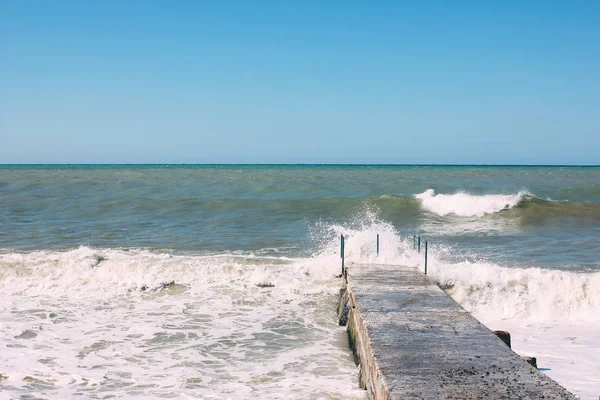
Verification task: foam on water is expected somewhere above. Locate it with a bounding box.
[430,260,600,323]
[415,189,530,217]
[0,247,341,299]
[1,209,598,399]
[0,248,366,399]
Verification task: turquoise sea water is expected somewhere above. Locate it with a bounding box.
[1,165,599,399]
[1,165,599,269]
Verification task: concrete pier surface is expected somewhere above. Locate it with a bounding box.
[337,263,576,400]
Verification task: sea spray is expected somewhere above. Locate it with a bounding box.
[309,205,408,265]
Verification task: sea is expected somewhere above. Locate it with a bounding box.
[0,165,598,400]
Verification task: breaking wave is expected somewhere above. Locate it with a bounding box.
[414,189,530,217]
[2,211,598,324]
[0,247,342,299]
[430,260,600,323]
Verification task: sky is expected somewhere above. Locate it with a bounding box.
[1,0,599,164]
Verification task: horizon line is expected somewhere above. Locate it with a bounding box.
[1,163,599,167]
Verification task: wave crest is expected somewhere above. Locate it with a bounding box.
[0,247,341,298]
[432,261,600,323]
[415,189,529,217]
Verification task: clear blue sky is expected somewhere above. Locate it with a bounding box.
[1,0,599,164]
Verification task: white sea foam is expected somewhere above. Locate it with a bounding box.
[2,217,598,399]
[415,189,529,217]
[0,247,342,299]
[430,260,600,323]
[0,248,365,399]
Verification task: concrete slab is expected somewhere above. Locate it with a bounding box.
[339,263,576,400]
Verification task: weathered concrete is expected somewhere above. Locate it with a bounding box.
[337,263,576,400]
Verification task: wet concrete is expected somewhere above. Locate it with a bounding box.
[337,263,576,400]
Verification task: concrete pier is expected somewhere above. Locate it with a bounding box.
[337,263,576,399]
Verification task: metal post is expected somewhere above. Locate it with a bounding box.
[413,235,416,250]
[376,234,379,256]
[418,236,421,253]
[424,241,428,275]
[341,235,345,274]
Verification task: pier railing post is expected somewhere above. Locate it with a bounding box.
[341,234,345,274]
[418,236,421,253]
[413,235,416,250]
[424,241,428,275]
[376,234,379,256]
